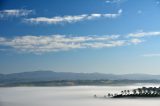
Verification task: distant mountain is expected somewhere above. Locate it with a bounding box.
[1,71,160,84]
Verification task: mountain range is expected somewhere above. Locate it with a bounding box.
[0,71,160,83]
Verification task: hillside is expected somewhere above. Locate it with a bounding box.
[0,71,160,86]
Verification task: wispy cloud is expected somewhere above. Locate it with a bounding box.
[105,0,121,3]
[24,9,122,24]
[130,38,143,44]
[128,31,160,37]
[142,53,160,57]
[0,34,141,54]
[0,9,33,18]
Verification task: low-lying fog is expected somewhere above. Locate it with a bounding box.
[1,84,160,106]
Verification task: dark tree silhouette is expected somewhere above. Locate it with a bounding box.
[127,90,130,95]
[121,91,124,95]
[107,86,160,98]
[108,93,111,97]
[137,88,142,95]
[142,87,147,94]
[133,89,137,95]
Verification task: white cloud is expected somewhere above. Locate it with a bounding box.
[0,37,6,42]
[24,9,122,24]
[128,31,160,37]
[0,9,33,18]
[130,38,143,44]
[0,34,130,54]
[142,53,160,57]
[24,15,88,24]
[105,0,121,3]
[83,40,125,48]
[0,30,150,54]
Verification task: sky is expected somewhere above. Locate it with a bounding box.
[1,0,160,74]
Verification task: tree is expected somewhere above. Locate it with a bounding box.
[153,87,157,94]
[124,90,127,95]
[157,87,160,95]
[121,91,124,95]
[142,87,147,94]
[133,89,137,95]
[137,88,142,95]
[147,87,152,94]
[127,90,130,95]
[108,93,111,97]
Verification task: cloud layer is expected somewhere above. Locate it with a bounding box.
[0,33,141,54]
[3,30,160,54]
[0,9,33,18]
[128,31,160,37]
[24,9,122,24]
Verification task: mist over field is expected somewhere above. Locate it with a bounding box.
[1,85,160,106]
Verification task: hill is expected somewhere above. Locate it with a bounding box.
[1,71,160,86]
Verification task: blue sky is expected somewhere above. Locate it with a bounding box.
[1,0,160,74]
